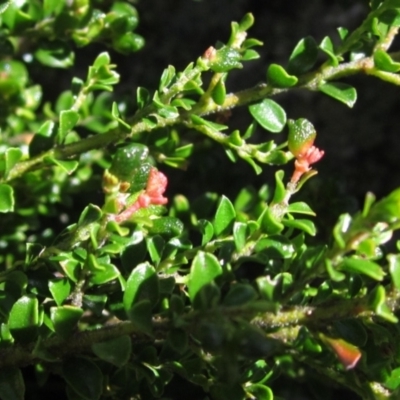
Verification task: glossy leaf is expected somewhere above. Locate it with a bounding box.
[198,219,214,245]
[50,306,83,339]
[49,278,71,306]
[58,110,80,144]
[258,207,284,235]
[211,78,226,105]
[0,184,14,212]
[369,285,398,323]
[272,170,286,203]
[9,295,39,342]
[188,252,223,303]
[320,36,339,66]
[385,367,400,390]
[282,218,316,236]
[267,63,298,87]
[287,202,316,215]
[249,99,286,133]
[233,222,247,251]
[319,82,357,108]
[4,148,23,177]
[35,40,74,68]
[340,258,385,281]
[213,195,236,237]
[287,36,318,75]
[62,357,103,400]
[239,13,254,31]
[43,156,79,174]
[388,254,400,289]
[247,384,273,400]
[148,217,184,238]
[146,235,165,264]
[123,262,159,311]
[209,45,242,72]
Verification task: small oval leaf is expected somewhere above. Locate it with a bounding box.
[214,195,236,237]
[188,252,223,303]
[319,82,357,108]
[249,99,286,133]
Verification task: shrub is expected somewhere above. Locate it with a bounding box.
[0,1,400,399]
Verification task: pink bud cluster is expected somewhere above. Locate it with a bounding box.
[115,168,168,223]
[290,145,324,184]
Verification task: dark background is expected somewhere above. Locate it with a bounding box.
[127,0,400,212]
[40,0,400,231]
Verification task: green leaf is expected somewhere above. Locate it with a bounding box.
[62,357,103,400]
[0,368,24,400]
[337,27,349,40]
[49,278,71,306]
[319,36,339,66]
[198,219,214,245]
[35,40,74,68]
[9,295,39,343]
[91,335,131,367]
[374,49,400,72]
[282,218,316,236]
[340,258,385,281]
[58,110,80,144]
[238,13,254,31]
[188,252,223,303]
[249,99,286,133]
[368,285,398,323]
[385,367,400,390]
[287,36,318,75]
[146,235,165,264]
[388,254,400,290]
[92,52,109,70]
[112,32,144,54]
[242,49,260,61]
[159,65,176,92]
[287,202,316,216]
[43,156,79,174]
[247,384,273,400]
[123,262,159,311]
[0,184,14,212]
[50,306,83,339]
[267,64,298,88]
[272,170,286,203]
[233,222,247,251]
[190,114,228,131]
[209,46,242,72]
[211,78,226,105]
[213,195,236,237]
[89,262,121,285]
[319,82,357,108]
[258,207,284,235]
[4,148,23,178]
[147,217,184,238]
